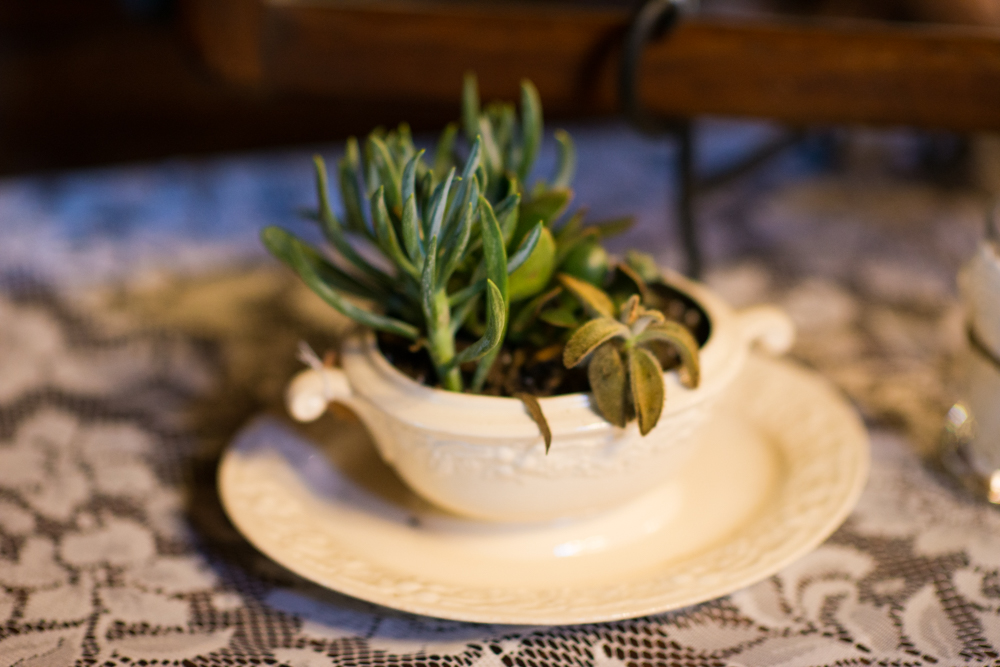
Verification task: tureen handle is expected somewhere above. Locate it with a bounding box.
[286,367,353,422]
[736,305,796,356]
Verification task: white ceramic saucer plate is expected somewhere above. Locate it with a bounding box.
[218,355,869,625]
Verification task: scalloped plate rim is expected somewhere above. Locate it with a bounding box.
[218,355,869,625]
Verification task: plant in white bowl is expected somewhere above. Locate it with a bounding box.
[264,76,794,523]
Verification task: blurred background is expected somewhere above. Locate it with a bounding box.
[2,0,999,176]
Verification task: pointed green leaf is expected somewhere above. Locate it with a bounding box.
[462,73,480,142]
[517,79,542,183]
[479,196,510,306]
[312,155,340,239]
[557,272,614,318]
[552,129,575,189]
[306,161,394,291]
[444,279,506,373]
[427,168,456,240]
[368,135,402,212]
[261,226,381,300]
[629,346,665,435]
[563,317,630,367]
[508,227,555,302]
[495,192,521,246]
[286,237,418,340]
[371,187,418,279]
[338,138,369,235]
[478,117,502,178]
[401,149,425,210]
[401,194,423,264]
[588,343,628,428]
[507,221,543,273]
[514,188,571,244]
[437,202,474,289]
[635,321,701,389]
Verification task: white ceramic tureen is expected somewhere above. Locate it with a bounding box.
[286,271,794,523]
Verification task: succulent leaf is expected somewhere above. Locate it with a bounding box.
[557,273,615,318]
[444,279,506,372]
[515,392,552,453]
[552,129,575,189]
[401,195,424,264]
[261,226,380,300]
[563,317,630,368]
[635,321,701,388]
[437,202,474,289]
[629,346,665,436]
[508,227,556,302]
[338,138,369,235]
[625,250,661,283]
[368,135,403,212]
[516,189,571,241]
[588,343,628,428]
[517,80,542,183]
[507,221,543,274]
[287,238,419,340]
[401,150,424,211]
[371,188,418,279]
[494,192,521,245]
[427,168,456,240]
[594,216,636,239]
[420,236,439,328]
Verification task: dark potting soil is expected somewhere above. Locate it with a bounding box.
[377,282,711,397]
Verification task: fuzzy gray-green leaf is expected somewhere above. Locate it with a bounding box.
[588,343,628,428]
[515,392,552,453]
[563,317,630,367]
[635,321,701,388]
[557,273,615,318]
[629,346,665,436]
[287,238,419,340]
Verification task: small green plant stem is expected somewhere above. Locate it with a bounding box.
[426,288,463,391]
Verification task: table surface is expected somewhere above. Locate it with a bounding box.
[1,121,999,666]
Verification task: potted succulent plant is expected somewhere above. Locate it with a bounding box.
[264,76,793,522]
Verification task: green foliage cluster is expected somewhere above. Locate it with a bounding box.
[262,74,701,436]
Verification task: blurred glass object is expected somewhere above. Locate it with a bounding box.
[940,200,1000,505]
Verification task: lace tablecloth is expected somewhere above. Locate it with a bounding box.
[2,124,999,667]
